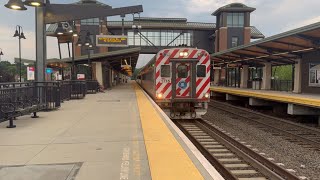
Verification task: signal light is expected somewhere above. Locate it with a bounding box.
[204,93,210,98]
[157,93,163,99]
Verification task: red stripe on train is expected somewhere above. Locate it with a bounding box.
[196,78,210,97]
[165,49,179,64]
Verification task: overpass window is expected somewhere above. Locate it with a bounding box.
[81,18,100,25]
[197,65,206,77]
[177,65,188,78]
[127,30,192,47]
[232,37,239,47]
[161,65,171,77]
[227,13,244,27]
[309,63,320,86]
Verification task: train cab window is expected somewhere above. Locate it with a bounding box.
[197,65,206,77]
[161,65,171,77]
[177,64,188,78]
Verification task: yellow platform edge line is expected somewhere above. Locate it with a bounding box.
[134,83,204,180]
[210,87,320,108]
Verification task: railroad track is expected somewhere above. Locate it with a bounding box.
[209,100,320,151]
[175,119,300,180]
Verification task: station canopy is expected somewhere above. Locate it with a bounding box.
[212,22,320,66]
[47,47,141,76]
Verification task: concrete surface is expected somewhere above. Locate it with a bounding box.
[0,83,151,180]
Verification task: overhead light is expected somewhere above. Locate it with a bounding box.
[20,32,26,39]
[24,0,45,7]
[56,23,65,35]
[69,29,73,33]
[13,30,20,37]
[4,0,27,10]
[73,33,78,37]
[76,39,83,46]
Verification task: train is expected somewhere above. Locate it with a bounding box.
[136,47,211,119]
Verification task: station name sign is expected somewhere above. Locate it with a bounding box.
[96,35,128,47]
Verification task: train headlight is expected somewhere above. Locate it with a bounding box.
[157,93,163,99]
[204,93,210,98]
[179,52,189,57]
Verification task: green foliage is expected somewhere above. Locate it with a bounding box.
[0,61,28,82]
[272,65,293,80]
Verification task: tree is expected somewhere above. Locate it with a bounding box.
[272,65,293,80]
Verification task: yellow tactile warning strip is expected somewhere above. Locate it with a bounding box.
[211,87,320,108]
[134,83,204,180]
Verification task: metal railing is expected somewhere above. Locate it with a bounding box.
[0,80,99,123]
[86,80,99,94]
[271,80,293,92]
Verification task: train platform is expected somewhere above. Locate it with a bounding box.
[211,86,320,108]
[0,81,222,180]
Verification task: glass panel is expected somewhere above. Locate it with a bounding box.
[197,65,206,77]
[161,65,170,77]
[239,13,244,27]
[232,37,239,47]
[227,13,233,26]
[177,64,188,78]
[233,13,238,27]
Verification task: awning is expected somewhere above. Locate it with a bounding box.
[47,47,141,75]
[212,22,320,66]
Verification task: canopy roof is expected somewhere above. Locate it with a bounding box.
[212,22,320,66]
[47,47,141,75]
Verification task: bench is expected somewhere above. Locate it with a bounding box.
[0,98,46,128]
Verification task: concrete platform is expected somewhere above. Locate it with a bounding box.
[211,86,320,108]
[0,82,220,180]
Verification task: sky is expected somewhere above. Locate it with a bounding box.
[0,0,320,68]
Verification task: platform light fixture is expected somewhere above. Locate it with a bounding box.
[24,0,45,7]
[56,23,64,35]
[5,0,27,10]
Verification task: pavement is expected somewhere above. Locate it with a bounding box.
[0,83,151,180]
[0,82,216,180]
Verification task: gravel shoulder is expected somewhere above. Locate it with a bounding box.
[203,108,320,180]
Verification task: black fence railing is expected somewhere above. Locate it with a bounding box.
[0,80,98,124]
[86,80,99,94]
[271,80,293,92]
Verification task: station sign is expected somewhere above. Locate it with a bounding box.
[77,74,85,80]
[96,35,128,47]
[46,68,53,74]
[213,67,222,70]
[27,67,35,81]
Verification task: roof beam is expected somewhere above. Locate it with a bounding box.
[273,40,311,49]
[295,34,320,46]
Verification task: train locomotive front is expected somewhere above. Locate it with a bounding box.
[137,48,211,119]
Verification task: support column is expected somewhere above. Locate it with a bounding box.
[99,18,108,53]
[293,59,302,93]
[213,69,220,85]
[262,63,272,90]
[240,65,249,88]
[74,20,81,57]
[94,62,103,87]
[35,6,46,82]
[218,27,228,52]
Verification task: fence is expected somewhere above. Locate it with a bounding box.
[271,80,293,92]
[0,80,98,122]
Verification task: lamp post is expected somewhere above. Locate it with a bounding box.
[13,25,26,82]
[76,31,94,80]
[0,49,4,62]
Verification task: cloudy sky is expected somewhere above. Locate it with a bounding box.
[0,0,320,67]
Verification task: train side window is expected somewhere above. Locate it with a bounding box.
[197,65,206,77]
[161,65,170,77]
[177,65,188,78]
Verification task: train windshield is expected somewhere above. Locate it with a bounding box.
[161,65,171,77]
[177,64,188,78]
[197,65,206,77]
